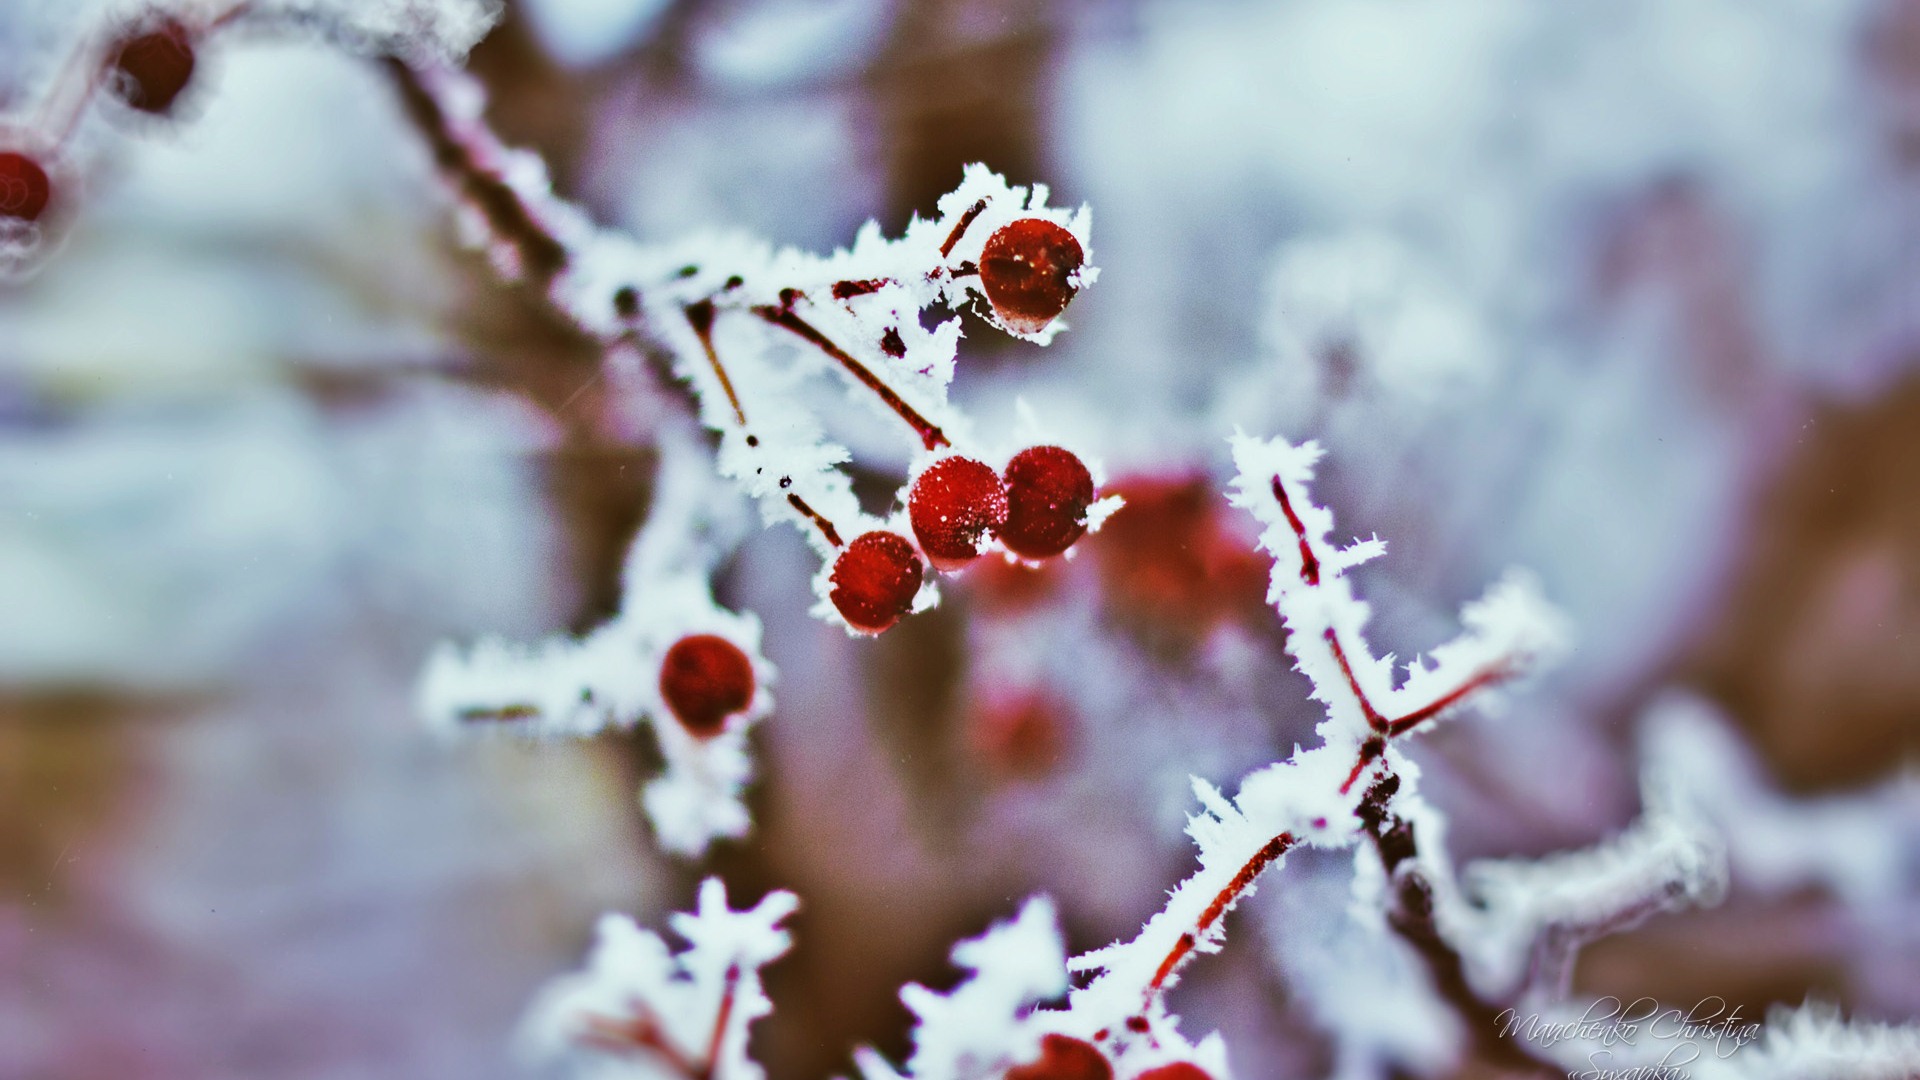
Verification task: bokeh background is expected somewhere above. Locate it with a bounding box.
[2,0,1917,1077]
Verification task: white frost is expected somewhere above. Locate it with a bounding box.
[521,879,797,1080]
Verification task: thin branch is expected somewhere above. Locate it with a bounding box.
[1142,832,1297,1001]
[751,305,952,450]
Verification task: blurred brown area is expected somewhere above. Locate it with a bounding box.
[0,693,171,915]
[1688,376,1920,792]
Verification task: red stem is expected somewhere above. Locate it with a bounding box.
[580,962,744,1080]
[785,493,844,548]
[939,198,988,257]
[752,306,950,450]
[1386,663,1514,737]
[1269,476,1321,586]
[581,1001,700,1076]
[1324,628,1388,732]
[1141,831,1297,1008]
[697,964,743,1080]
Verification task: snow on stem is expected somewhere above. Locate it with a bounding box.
[522,879,797,1080]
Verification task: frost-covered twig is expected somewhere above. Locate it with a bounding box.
[522,879,797,1080]
[853,433,1571,1078]
[389,63,1104,843]
[2,0,501,273]
[10,0,1111,853]
[416,420,775,855]
[851,898,1070,1080]
[388,53,1105,635]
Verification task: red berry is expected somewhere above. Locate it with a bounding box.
[829,531,924,634]
[979,218,1085,335]
[909,456,1009,571]
[970,692,1071,778]
[1135,1066,1214,1080]
[659,634,754,738]
[110,20,197,115]
[1004,1035,1112,1080]
[1000,446,1095,559]
[1093,474,1269,638]
[0,152,51,223]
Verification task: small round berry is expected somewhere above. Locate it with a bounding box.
[1003,1035,1112,1080]
[829,531,924,634]
[979,218,1085,335]
[1135,1066,1214,1080]
[0,152,51,223]
[109,19,197,115]
[909,456,1009,571]
[1000,446,1095,559]
[659,634,755,738]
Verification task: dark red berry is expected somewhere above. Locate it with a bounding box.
[110,20,197,115]
[1000,446,1095,559]
[1135,1066,1214,1080]
[909,456,1009,571]
[829,531,924,634]
[1094,474,1268,638]
[979,218,1084,334]
[659,634,754,738]
[0,152,51,223]
[1004,1035,1112,1080]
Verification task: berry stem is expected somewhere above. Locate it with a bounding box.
[751,305,951,451]
[785,493,844,548]
[685,300,748,427]
[938,197,987,257]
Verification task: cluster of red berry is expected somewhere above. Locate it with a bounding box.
[631,445,1096,743]
[828,444,1096,635]
[1007,1035,1213,1080]
[1,16,198,230]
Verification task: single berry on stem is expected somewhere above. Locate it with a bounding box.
[909,456,1009,571]
[979,218,1085,335]
[109,19,197,115]
[0,152,52,223]
[1003,1035,1112,1080]
[659,634,755,738]
[1000,446,1095,559]
[830,531,924,634]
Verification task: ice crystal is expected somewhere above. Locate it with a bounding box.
[522,879,797,1080]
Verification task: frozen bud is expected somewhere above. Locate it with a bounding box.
[659,634,755,738]
[910,456,1009,571]
[109,18,197,115]
[830,531,925,634]
[980,218,1085,334]
[0,152,52,222]
[1000,446,1095,559]
[1003,1035,1112,1080]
